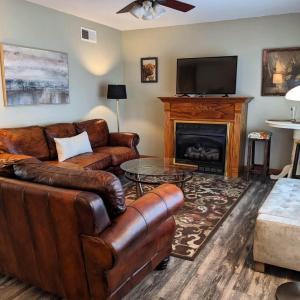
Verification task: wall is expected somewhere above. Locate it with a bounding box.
[0,0,123,131]
[122,13,300,169]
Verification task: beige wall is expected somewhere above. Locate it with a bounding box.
[1,1,299,170]
[0,0,123,131]
[122,14,300,169]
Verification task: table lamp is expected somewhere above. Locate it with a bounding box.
[107,85,127,132]
[286,85,300,122]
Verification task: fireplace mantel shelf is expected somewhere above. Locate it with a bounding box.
[158,96,253,178]
[159,96,253,104]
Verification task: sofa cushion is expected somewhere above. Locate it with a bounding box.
[13,161,126,218]
[0,126,49,160]
[44,123,77,159]
[75,119,109,148]
[64,153,112,170]
[94,146,137,166]
[54,132,93,162]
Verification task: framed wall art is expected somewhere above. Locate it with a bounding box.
[0,44,69,106]
[262,47,300,96]
[141,57,158,83]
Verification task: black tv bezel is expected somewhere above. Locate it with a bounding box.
[176,55,238,95]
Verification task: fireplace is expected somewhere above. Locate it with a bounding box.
[159,96,252,177]
[175,122,228,175]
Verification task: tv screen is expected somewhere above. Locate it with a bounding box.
[176,56,238,95]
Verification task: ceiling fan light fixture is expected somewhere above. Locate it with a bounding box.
[130,4,145,19]
[153,3,166,18]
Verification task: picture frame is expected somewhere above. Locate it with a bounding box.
[261,47,300,96]
[141,57,158,83]
[292,143,300,179]
[0,43,69,106]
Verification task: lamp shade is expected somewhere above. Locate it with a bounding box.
[107,85,127,100]
[285,86,300,101]
[272,73,283,84]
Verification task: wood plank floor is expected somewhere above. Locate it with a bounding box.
[1,180,300,300]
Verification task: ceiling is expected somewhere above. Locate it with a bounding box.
[26,0,300,31]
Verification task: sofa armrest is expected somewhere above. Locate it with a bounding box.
[109,132,140,150]
[81,184,183,270]
[0,153,35,177]
[0,153,33,164]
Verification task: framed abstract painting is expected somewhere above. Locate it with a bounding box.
[262,47,300,96]
[0,44,69,106]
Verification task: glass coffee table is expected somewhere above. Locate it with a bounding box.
[120,158,194,198]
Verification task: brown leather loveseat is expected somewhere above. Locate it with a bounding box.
[0,119,140,172]
[0,159,184,299]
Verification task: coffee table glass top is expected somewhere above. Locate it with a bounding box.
[120,158,193,176]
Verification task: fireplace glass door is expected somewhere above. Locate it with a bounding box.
[175,122,228,175]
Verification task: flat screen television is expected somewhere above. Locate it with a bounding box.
[176,56,238,95]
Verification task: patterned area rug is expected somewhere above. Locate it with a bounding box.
[124,174,250,261]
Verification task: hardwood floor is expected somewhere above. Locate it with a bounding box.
[1,180,299,300]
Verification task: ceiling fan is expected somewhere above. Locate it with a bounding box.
[117,0,195,20]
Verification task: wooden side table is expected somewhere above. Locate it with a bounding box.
[266,120,300,179]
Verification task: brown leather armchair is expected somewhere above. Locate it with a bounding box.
[0,160,184,300]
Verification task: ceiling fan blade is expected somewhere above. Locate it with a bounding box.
[157,0,195,12]
[117,1,141,14]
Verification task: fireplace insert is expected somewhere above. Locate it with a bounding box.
[175,122,228,175]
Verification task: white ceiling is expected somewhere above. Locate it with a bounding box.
[26,0,300,31]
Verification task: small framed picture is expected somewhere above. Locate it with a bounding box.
[292,143,300,179]
[141,57,158,83]
[261,47,300,96]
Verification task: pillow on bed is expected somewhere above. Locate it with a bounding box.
[54,131,93,162]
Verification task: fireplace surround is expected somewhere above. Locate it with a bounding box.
[159,96,253,177]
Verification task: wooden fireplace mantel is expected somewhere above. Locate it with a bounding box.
[159,96,253,178]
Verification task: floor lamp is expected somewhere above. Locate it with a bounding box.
[107,84,127,132]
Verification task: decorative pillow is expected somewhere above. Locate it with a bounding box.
[13,161,126,218]
[54,131,93,162]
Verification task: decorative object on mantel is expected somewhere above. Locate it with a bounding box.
[285,85,300,122]
[107,84,127,132]
[246,131,272,181]
[125,173,250,260]
[261,47,300,96]
[141,57,158,83]
[0,44,69,106]
[159,96,253,178]
[266,119,300,179]
[117,0,195,20]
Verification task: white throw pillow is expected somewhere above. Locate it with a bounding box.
[54,131,93,162]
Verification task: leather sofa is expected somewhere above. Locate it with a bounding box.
[0,119,140,173]
[253,178,300,273]
[0,158,184,299]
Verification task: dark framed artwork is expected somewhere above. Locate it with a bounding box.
[292,143,300,179]
[0,44,69,106]
[141,57,158,83]
[262,47,300,96]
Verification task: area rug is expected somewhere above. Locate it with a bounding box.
[124,174,250,261]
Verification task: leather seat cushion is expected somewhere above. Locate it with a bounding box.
[0,126,50,160]
[94,147,137,166]
[64,153,112,170]
[44,160,85,171]
[44,123,77,159]
[75,119,109,148]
